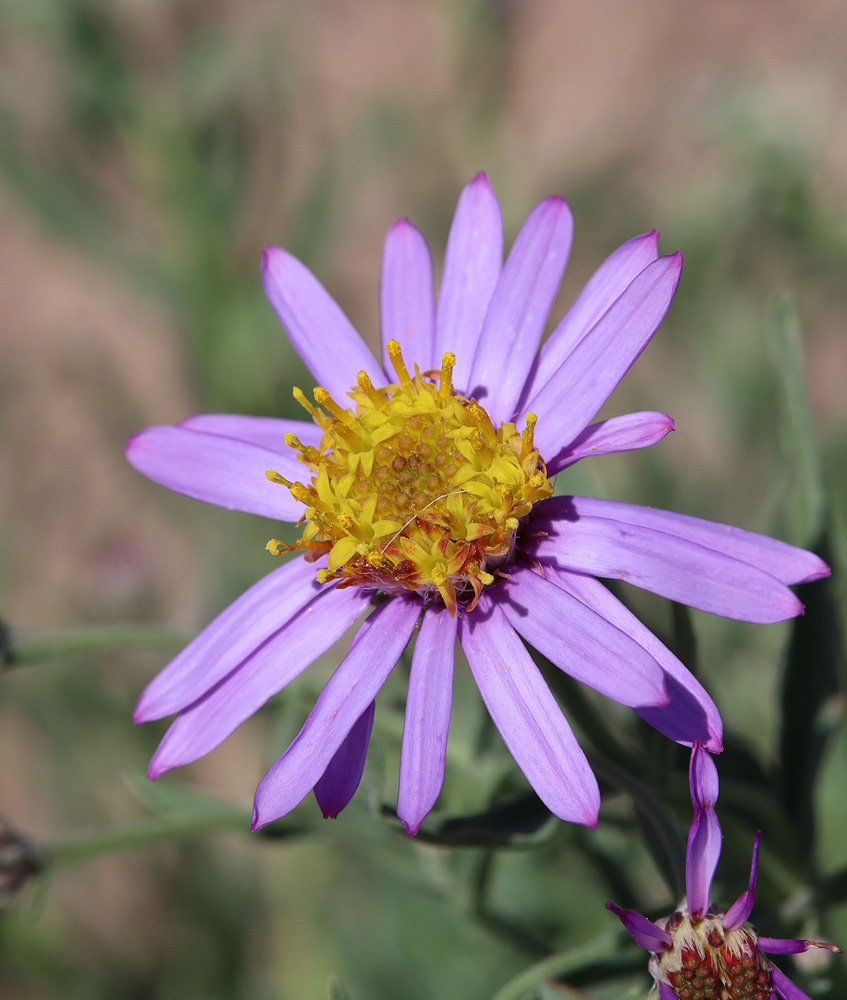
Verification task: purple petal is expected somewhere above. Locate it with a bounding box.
[759,937,842,957]
[380,219,436,374]
[540,566,722,751]
[126,425,305,521]
[500,566,667,708]
[397,605,457,836]
[251,597,420,829]
[547,411,675,476]
[262,246,386,400]
[605,901,671,953]
[435,172,503,394]
[179,414,323,453]
[724,831,760,930]
[313,701,375,819]
[689,741,720,811]
[521,230,660,407]
[530,499,805,623]
[686,744,722,920]
[467,197,573,422]
[136,556,322,722]
[657,984,679,1000]
[544,496,829,586]
[459,596,600,827]
[525,253,683,464]
[148,584,371,775]
[769,965,813,1000]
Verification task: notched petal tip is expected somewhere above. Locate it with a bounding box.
[802,555,831,583]
[260,244,283,274]
[124,425,167,465]
[124,429,143,458]
[146,759,165,781]
[538,194,573,221]
[401,818,421,838]
[249,804,264,833]
[388,216,413,234]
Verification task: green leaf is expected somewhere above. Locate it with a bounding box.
[328,975,354,1000]
[779,536,845,848]
[766,294,825,545]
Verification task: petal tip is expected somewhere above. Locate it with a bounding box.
[580,807,600,830]
[261,245,290,285]
[469,170,492,190]
[124,426,159,463]
[147,759,165,781]
[800,557,831,583]
[250,802,265,833]
[260,244,278,272]
[401,818,420,838]
[541,194,572,221]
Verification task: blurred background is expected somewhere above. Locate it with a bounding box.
[1,1,846,998]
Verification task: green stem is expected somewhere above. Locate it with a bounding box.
[40,806,252,868]
[6,625,191,666]
[489,929,626,1000]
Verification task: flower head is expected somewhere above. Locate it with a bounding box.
[608,745,841,999]
[126,173,828,834]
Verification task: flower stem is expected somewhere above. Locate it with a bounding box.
[5,624,191,667]
[39,805,253,868]
[488,928,627,1000]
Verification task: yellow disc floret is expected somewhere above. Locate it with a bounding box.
[265,341,553,616]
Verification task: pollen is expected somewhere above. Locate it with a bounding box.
[266,340,553,616]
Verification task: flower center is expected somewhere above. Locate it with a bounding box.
[265,340,553,615]
[653,912,773,1000]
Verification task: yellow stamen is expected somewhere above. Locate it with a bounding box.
[266,470,293,487]
[284,433,325,466]
[439,352,456,399]
[386,339,412,386]
[292,386,328,426]
[521,413,538,461]
[314,387,353,424]
[357,371,388,409]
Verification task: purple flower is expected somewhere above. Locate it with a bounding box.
[126,173,828,835]
[608,745,841,999]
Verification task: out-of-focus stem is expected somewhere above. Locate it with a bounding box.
[489,928,624,1000]
[6,625,191,666]
[39,806,253,868]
